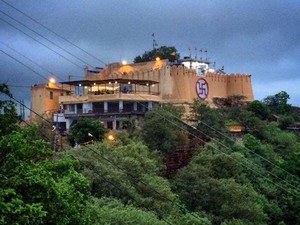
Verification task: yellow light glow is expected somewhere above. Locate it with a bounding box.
[146,83,149,86]
[79,83,82,86]
[151,84,155,87]
[121,60,127,65]
[108,82,111,84]
[115,81,118,84]
[155,57,160,61]
[128,81,131,84]
[107,134,115,141]
[94,83,96,86]
[49,78,56,84]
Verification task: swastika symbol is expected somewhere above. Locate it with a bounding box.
[196,78,209,100]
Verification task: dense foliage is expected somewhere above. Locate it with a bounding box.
[142,104,189,154]
[134,46,180,63]
[68,117,106,146]
[171,95,299,225]
[1,85,299,225]
[0,126,90,225]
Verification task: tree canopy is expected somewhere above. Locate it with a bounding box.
[134,46,180,63]
[68,117,106,146]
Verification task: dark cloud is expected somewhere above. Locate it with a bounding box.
[1,0,299,112]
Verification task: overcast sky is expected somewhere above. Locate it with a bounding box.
[0,0,299,117]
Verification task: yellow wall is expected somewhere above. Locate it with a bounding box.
[85,60,254,105]
[30,83,69,121]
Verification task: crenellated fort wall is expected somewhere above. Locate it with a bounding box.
[85,60,254,105]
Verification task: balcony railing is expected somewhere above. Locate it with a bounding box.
[59,92,161,104]
[61,108,147,116]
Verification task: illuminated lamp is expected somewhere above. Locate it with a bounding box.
[107,134,115,141]
[49,78,56,84]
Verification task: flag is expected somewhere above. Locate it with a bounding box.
[152,33,155,37]
[204,49,207,53]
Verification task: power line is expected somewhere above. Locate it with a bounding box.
[1,49,49,81]
[0,40,55,75]
[0,0,107,66]
[120,76,300,184]
[4,93,204,223]
[0,17,83,69]
[0,10,95,68]
[120,89,300,196]
[12,119,172,224]
[2,53,299,201]
[4,95,182,224]
[137,102,300,195]
[198,119,300,182]
[3,89,300,225]
[7,84,31,88]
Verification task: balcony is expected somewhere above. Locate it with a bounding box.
[59,92,161,104]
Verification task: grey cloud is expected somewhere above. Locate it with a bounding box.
[0,0,299,108]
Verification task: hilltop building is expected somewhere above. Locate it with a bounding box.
[41,57,254,130]
[30,82,71,121]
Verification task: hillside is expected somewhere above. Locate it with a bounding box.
[1,84,299,225]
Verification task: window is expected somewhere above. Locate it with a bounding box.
[69,104,75,112]
[50,91,53,99]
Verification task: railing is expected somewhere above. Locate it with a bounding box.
[89,90,159,96]
[59,92,161,104]
[63,109,147,116]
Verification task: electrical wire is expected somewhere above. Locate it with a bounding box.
[1,49,49,81]
[0,10,95,68]
[0,17,83,69]
[0,40,56,75]
[0,0,107,66]
[3,93,204,223]
[12,119,173,225]
[2,54,299,209]
[120,75,300,185]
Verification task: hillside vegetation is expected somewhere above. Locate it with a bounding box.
[1,84,299,225]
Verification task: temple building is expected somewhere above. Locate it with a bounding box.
[30,57,254,130]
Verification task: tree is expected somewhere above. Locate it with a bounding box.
[134,46,180,63]
[0,83,19,136]
[84,197,167,225]
[142,104,187,154]
[69,135,178,218]
[69,133,211,224]
[263,91,291,114]
[190,101,229,142]
[68,117,106,146]
[172,145,267,225]
[0,126,90,225]
[246,100,270,120]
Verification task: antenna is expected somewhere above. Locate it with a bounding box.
[152,33,158,50]
[199,49,203,60]
[195,47,198,59]
[204,49,208,61]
